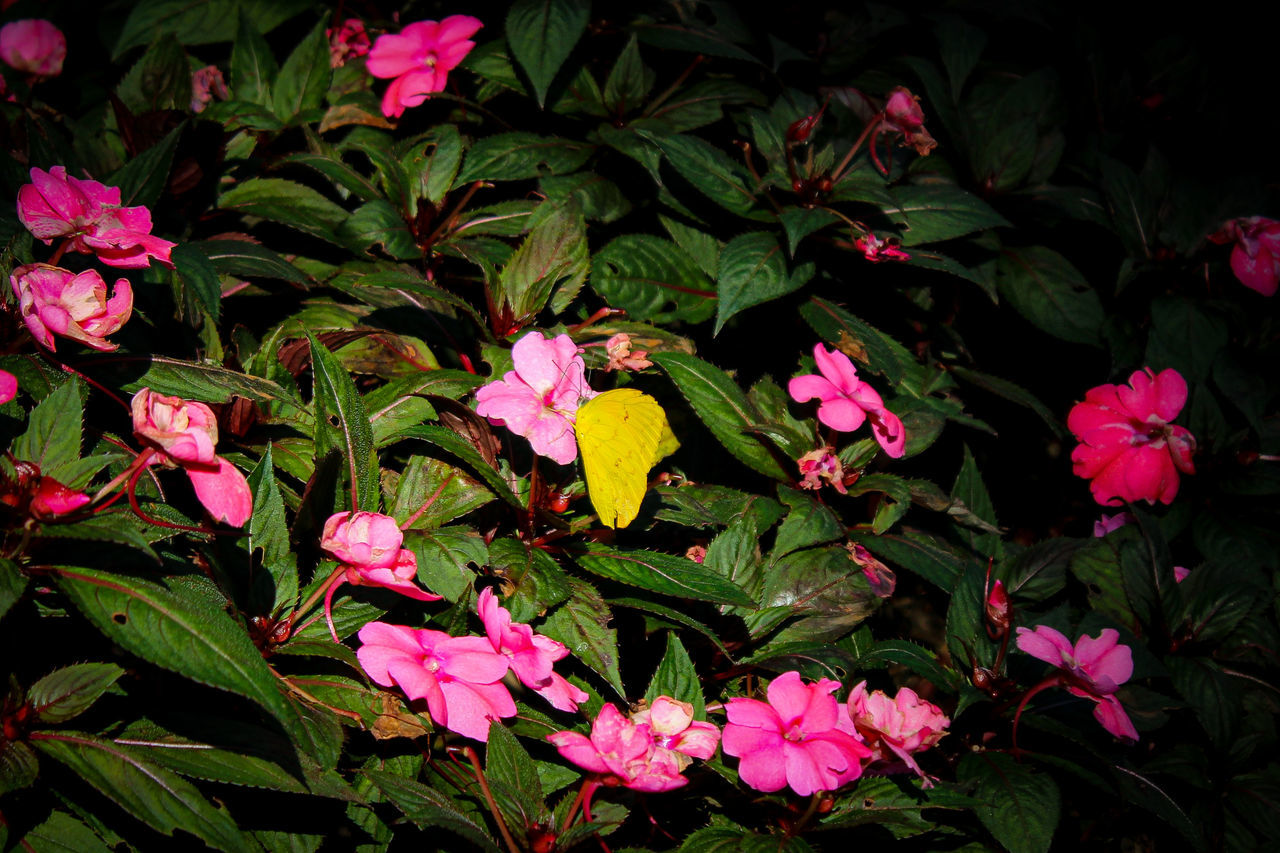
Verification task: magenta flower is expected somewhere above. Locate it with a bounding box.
[131,389,252,527]
[356,621,515,742]
[327,18,371,68]
[11,264,132,352]
[788,344,906,458]
[547,703,686,794]
[190,65,229,113]
[477,587,586,712]
[846,682,949,785]
[0,369,15,404]
[319,511,442,642]
[365,15,482,119]
[0,20,66,77]
[16,166,176,269]
[721,671,872,796]
[474,331,596,465]
[1015,625,1139,741]
[1068,368,1196,506]
[1213,216,1280,296]
[28,475,91,520]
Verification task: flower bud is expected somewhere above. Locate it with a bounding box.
[0,19,66,77]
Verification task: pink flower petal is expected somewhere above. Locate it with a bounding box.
[186,456,252,527]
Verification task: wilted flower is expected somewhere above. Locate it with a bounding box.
[797,446,847,494]
[847,543,896,598]
[1210,216,1280,296]
[327,18,370,67]
[685,545,707,563]
[356,621,515,742]
[1068,368,1196,506]
[604,333,653,372]
[11,264,132,352]
[0,461,90,521]
[474,331,596,465]
[854,231,910,263]
[846,681,949,785]
[0,19,66,77]
[1092,512,1133,537]
[477,587,586,712]
[1015,625,1139,741]
[881,86,937,156]
[789,344,906,458]
[190,65,228,113]
[366,15,482,119]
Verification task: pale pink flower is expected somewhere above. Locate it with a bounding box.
[366,15,482,119]
[131,389,252,527]
[474,331,596,465]
[1068,368,1196,506]
[327,18,370,67]
[16,166,175,268]
[0,19,66,77]
[11,264,132,352]
[1015,625,1139,741]
[319,511,441,642]
[189,65,228,113]
[0,369,15,404]
[477,587,586,712]
[1211,216,1280,296]
[547,703,687,793]
[846,682,949,785]
[356,621,515,742]
[854,231,910,263]
[797,446,847,494]
[789,344,906,458]
[721,671,872,796]
[604,333,653,372]
[631,697,721,766]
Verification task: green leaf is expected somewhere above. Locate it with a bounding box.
[715,232,806,334]
[488,537,572,622]
[644,633,705,715]
[402,126,465,207]
[486,723,548,824]
[591,234,716,324]
[1069,538,1139,631]
[1145,295,1229,383]
[645,79,761,133]
[406,526,487,602]
[272,20,330,121]
[110,356,307,421]
[398,425,523,510]
[499,200,589,319]
[171,243,222,321]
[230,10,278,107]
[883,184,1010,246]
[541,172,631,223]
[950,365,1066,439]
[456,133,592,183]
[110,125,182,209]
[337,201,420,260]
[19,810,112,852]
[771,487,844,559]
[679,827,815,852]
[1,559,27,621]
[603,35,654,111]
[573,545,755,606]
[505,0,590,108]
[13,377,82,482]
[281,152,381,204]
[50,566,299,744]
[995,246,1105,346]
[27,663,124,724]
[799,296,918,385]
[33,515,160,563]
[856,639,956,691]
[779,206,840,256]
[247,446,298,612]
[33,733,247,852]
[540,577,624,697]
[609,597,732,658]
[644,132,760,217]
[760,546,880,641]
[951,445,1000,556]
[309,333,377,512]
[219,178,349,243]
[115,34,189,113]
[113,0,309,56]
[363,768,502,852]
[852,527,970,589]
[191,239,310,285]
[0,740,37,796]
[653,351,787,479]
[958,752,1060,853]
[1167,656,1238,747]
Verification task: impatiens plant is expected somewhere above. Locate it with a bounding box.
[1,2,1277,851]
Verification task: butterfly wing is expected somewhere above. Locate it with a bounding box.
[575,388,675,528]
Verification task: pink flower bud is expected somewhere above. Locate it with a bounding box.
[0,19,66,77]
[29,475,91,519]
[0,369,15,404]
[985,579,1011,631]
[11,264,132,352]
[321,511,405,570]
[131,389,219,466]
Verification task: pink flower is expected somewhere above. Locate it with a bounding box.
[357,621,515,742]
[16,166,175,269]
[327,18,370,67]
[846,682,949,784]
[1068,368,1196,506]
[190,65,228,113]
[1015,625,1139,741]
[985,578,1010,631]
[366,16,482,119]
[880,86,936,156]
[604,334,653,372]
[1173,566,1190,583]
[131,389,252,527]
[1212,216,1280,296]
[631,697,721,765]
[11,264,132,352]
[0,369,16,404]
[847,543,896,599]
[721,671,872,796]
[319,511,442,642]
[854,231,910,263]
[477,587,586,712]
[474,331,596,465]
[547,704,686,793]
[0,20,66,77]
[788,344,906,458]
[1093,512,1133,537]
[28,475,90,519]
[797,446,848,494]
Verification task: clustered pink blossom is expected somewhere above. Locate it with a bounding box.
[190,65,229,113]
[320,511,442,642]
[356,621,515,742]
[1068,367,1196,506]
[847,681,949,786]
[1210,216,1280,296]
[796,446,848,494]
[17,166,175,269]
[1015,625,1139,741]
[366,15,482,119]
[131,389,252,527]
[0,19,66,77]
[327,18,370,68]
[10,264,132,352]
[477,587,587,712]
[789,343,906,458]
[474,331,596,465]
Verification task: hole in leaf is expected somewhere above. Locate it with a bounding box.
[112,612,128,624]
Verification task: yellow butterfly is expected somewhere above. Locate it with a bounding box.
[574,388,679,528]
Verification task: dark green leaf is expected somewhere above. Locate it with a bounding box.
[856,639,956,691]
[398,425,523,510]
[505,0,590,108]
[338,201,420,260]
[645,79,762,133]
[191,239,310,285]
[499,200,589,319]
[13,377,82,482]
[1145,296,1229,383]
[951,445,1000,556]
[644,633,706,715]
[488,537,572,623]
[1167,657,1238,747]
[644,132,760,217]
[171,242,222,321]
[884,184,1010,246]
[20,810,112,852]
[1,559,27,621]
[247,446,298,611]
[771,487,844,559]
[115,35,189,113]
[778,207,840,256]
[455,133,592,183]
[575,546,754,607]
[1069,537,1140,632]
[364,768,501,852]
[995,246,1105,346]
[799,297,918,385]
[603,35,654,111]
[608,597,732,658]
[950,365,1066,439]
[0,740,37,796]
[540,577,624,697]
[958,752,1060,853]
[114,0,310,57]
[309,333,377,512]
[760,546,880,641]
[591,234,716,324]
[219,178,349,243]
[1003,538,1082,603]
[272,20,330,121]
[715,232,806,334]
[27,663,124,724]
[853,526,970,589]
[33,515,160,563]
[110,125,182,208]
[406,526,487,602]
[486,723,548,825]
[230,10,278,107]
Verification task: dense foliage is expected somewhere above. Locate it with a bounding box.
[2,2,1277,851]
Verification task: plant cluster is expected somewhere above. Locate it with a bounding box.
[1,2,1277,851]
